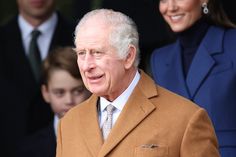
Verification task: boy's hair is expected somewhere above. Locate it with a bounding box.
[42,46,81,85]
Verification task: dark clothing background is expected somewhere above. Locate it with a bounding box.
[0,12,75,157]
[15,122,56,157]
[222,0,236,23]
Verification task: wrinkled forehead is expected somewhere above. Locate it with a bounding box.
[78,16,112,33]
[75,19,112,43]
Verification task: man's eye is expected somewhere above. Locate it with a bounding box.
[92,51,103,57]
[77,51,86,56]
[92,51,100,55]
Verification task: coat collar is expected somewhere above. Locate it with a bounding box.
[77,71,158,157]
[167,26,225,99]
[99,71,157,156]
[165,43,190,98]
[186,26,224,97]
[76,95,103,157]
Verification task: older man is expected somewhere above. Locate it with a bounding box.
[56,9,220,157]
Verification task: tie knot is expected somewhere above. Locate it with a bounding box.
[106,104,115,115]
[31,29,41,39]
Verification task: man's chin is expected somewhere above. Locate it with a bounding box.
[90,89,106,97]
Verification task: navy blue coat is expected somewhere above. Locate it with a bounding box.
[151,26,236,157]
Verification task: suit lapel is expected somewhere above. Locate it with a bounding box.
[186,44,215,98]
[166,42,191,98]
[4,18,37,88]
[98,71,157,157]
[186,26,224,98]
[77,95,103,157]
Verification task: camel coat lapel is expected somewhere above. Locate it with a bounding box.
[77,96,103,157]
[98,71,157,157]
[70,71,157,157]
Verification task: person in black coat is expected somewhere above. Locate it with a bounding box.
[0,0,75,156]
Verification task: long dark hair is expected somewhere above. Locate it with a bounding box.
[205,0,236,28]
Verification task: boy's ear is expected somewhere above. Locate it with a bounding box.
[41,85,50,103]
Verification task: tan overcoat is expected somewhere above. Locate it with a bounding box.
[56,71,220,157]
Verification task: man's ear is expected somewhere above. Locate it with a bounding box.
[124,45,136,69]
[41,84,50,103]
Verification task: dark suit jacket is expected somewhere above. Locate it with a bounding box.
[0,12,74,157]
[15,121,56,157]
[151,26,236,157]
[56,71,220,157]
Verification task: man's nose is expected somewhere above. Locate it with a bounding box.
[80,53,96,71]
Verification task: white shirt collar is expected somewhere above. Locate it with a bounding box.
[18,12,58,59]
[53,115,59,137]
[100,70,141,112]
[18,12,57,42]
[37,12,57,35]
[18,15,34,41]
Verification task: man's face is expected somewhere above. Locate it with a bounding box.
[17,0,55,21]
[74,19,131,101]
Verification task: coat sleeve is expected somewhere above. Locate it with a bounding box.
[181,109,220,157]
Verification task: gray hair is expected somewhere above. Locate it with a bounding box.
[74,9,140,67]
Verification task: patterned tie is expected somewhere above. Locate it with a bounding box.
[28,29,41,82]
[102,104,115,140]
